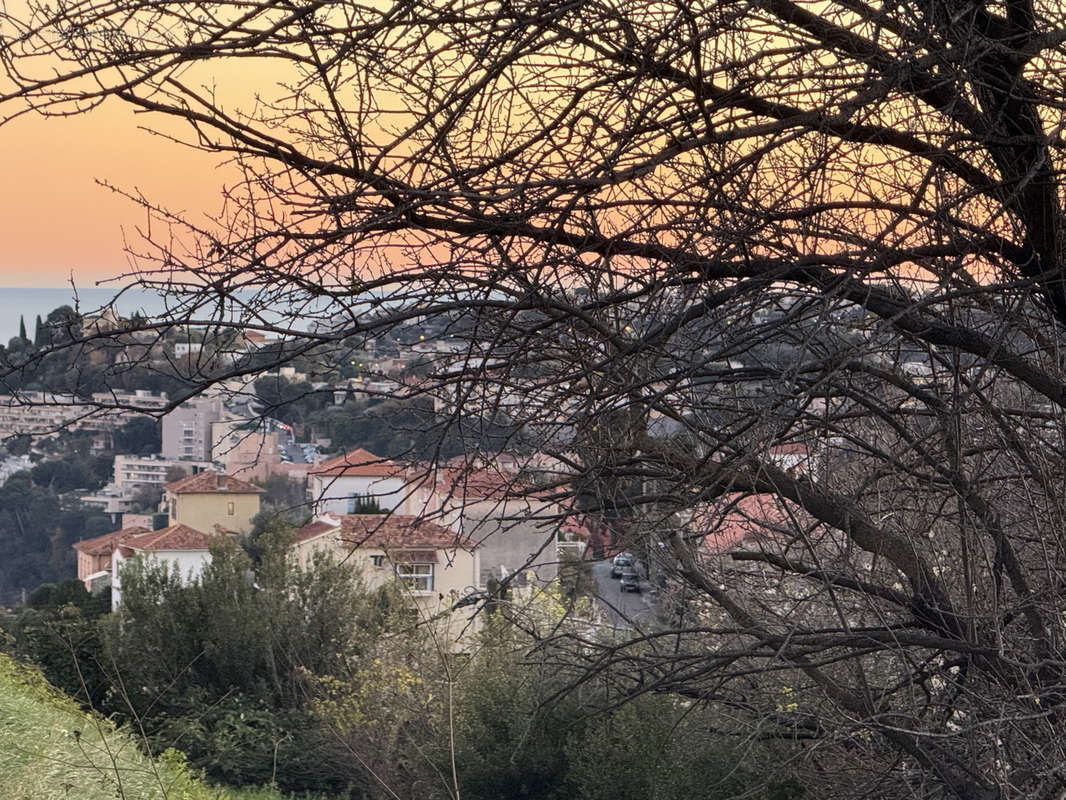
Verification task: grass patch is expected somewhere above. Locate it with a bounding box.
[0,651,303,799]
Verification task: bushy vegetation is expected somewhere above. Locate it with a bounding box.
[309,397,520,460]
[0,650,313,800]
[434,621,804,800]
[2,305,191,400]
[99,534,384,795]
[4,528,436,796]
[4,538,807,799]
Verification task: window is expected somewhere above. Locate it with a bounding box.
[396,563,434,592]
[227,501,235,516]
[370,555,385,568]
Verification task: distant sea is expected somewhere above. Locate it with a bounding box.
[0,285,350,345]
[0,286,179,345]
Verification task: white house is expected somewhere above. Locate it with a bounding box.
[308,447,410,515]
[110,524,215,610]
[405,465,563,587]
[174,342,203,357]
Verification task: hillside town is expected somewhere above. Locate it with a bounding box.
[9,0,1066,794]
[0,305,586,622]
[0,300,835,636]
[0,289,1000,800]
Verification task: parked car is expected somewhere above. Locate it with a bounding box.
[611,551,635,578]
[619,570,641,593]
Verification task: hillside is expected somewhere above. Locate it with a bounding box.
[0,651,297,800]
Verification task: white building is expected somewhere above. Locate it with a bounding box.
[90,389,169,410]
[113,454,211,491]
[308,448,409,515]
[80,484,141,515]
[110,524,215,610]
[174,342,203,357]
[0,454,31,482]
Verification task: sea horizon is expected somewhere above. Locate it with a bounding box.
[0,285,345,346]
[0,285,239,345]
[0,286,157,343]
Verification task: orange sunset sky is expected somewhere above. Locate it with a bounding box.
[0,22,370,291]
[0,99,229,288]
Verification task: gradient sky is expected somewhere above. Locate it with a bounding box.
[0,22,319,290]
[0,93,229,288]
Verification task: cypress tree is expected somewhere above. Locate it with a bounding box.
[18,315,26,341]
[33,315,44,347]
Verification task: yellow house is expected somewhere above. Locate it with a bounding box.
[163,471,262,535]
[294,513,481,646]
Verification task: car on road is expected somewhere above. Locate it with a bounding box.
[611,552,635,578]
[619,570,641,593]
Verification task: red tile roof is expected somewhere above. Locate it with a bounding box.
[430,466,532,502]
[559,516,592,541]
[693,493,808,554]
[310,448,403,478]
[293,519,337,544]
[164,470,262,494]
[296,514,476,550]
[73,526,150,556]
[125,523,215,552]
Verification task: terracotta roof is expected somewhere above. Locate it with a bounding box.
[296,514,477,550]
[125,523,215,552]
[292,519,337,544]
[431,466,529,502]
[310,448,403,478]
[164,470,263,494]
[692,493,808,554]
[73,526,150,556]
[559,516,592,541]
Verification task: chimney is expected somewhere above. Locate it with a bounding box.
[216,472,227,490]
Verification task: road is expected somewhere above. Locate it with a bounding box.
[265,418,315,465]
[590,559,658,628]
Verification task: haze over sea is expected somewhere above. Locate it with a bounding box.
[0,286,176,344]
[0,286,325,345]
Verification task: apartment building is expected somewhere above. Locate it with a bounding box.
[0,390,167,439]
[0,392,92,437]
[113,454,211,490]
[211,420,282,481]
[161,396,225,461]
[90,389,169,410]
